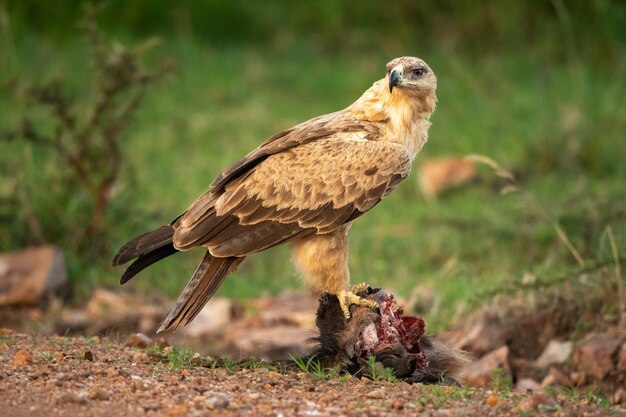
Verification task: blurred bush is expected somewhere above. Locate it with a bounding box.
[6,0,626,64]
[0,6,171,286]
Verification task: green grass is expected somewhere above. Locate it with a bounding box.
[290,354,339,380]
[1,28,625,330]
[366,355,398,382]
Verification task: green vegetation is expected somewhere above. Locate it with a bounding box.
[1,3,625,331]
[290,354,339,380]
[146,345,196,370]
[491,368,513,393]
[366,355,398,382]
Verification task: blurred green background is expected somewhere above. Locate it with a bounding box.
[1,1,625,329]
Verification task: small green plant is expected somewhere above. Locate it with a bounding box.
[39,352,55,362]
[289,354,338,380]
[165,346,195,370]
[219,356,239,372]
[491,368,512,393]
[0,336,12,347]
[366,355,397,382]
[145,345,164,356]
[585,389,612,409]
[240,357,275,371]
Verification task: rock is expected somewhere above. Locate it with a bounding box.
[516,378,542,392]
[617,343,626,371]
[88,388,110,401]
[204,393,229,409]
[56,392,88,405]
[86,289,129,319]
[568,371,585,386]
[455,311,508,357]
[220,324,313,361]
[540,367,569,388]
[182,298,233,338]
[0,246,66,306]
[535,339,572,368]
[485,395,499,407]
[459,345,510,387]
[516,392,557,412]
[216,291,318,360]
[614,388,626,405]
[11,349,33,366]
[571,333,622,380]
[366,388,386,399]
[418,156,478,200]
[510,357,544,382]
[125,333,153,349]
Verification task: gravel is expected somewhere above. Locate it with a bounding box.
[0,330,622,417]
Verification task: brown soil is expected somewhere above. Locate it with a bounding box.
[1,330,622,417]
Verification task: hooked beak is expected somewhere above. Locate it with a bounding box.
[389,69,402,93]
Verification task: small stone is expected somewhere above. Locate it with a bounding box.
[125,333,153,349]
[88,388,110,401]
[614,388,626,405]
[205,394,229,409]
[459,345,510,387]
[11,349,33,366]
[132,352,149,364]
[516,378,542,392]
[182,297,233,338]
[391,400,404,410]
[365,388,386,399]
[56,392,89,405]
[486,395,499,407]
[541,367,569,388]
[569,371,586,386]
[535,340,572,368]
[617,343,626,371]
[53,352,63,362]
[455,311,508,356]
[267,371,279,379]
[516,392,557,412]
[181,369,190,377]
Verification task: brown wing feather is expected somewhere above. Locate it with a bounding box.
[173,136,411,257]
[210,113,340,192]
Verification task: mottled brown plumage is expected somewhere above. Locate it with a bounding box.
[113,56,438,333]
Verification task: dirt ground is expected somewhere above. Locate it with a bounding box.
[1,330,623,417]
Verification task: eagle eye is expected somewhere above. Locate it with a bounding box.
[412,67,426,77]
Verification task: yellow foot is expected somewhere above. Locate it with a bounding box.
[351,282,371,295]
[337,290,379,320]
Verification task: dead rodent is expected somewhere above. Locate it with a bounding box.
[311,287,469,384]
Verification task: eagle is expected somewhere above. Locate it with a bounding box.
[113,56,437,333]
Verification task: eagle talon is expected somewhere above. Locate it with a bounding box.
[337,290,379,320]
[351,282,371,295]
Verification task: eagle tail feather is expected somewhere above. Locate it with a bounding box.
[113,225,178,284]
[157,253,243,334]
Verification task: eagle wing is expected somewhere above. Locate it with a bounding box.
[209,111,382,192]
[173,132,412,257]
